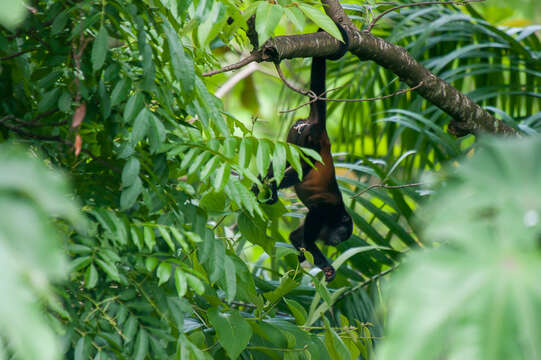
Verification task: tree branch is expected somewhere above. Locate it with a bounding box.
[0,48,38,60]
[203,54,260,77]
[204,0,517,136]
[0,114,120,172]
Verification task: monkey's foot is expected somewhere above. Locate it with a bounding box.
[322,266,336,282]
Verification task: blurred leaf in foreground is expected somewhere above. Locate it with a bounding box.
[0,144,83,360]
[377,136,541,360]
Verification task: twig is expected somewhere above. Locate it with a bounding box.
[13,118,67,127]
[0,48,38,60]
[279,84,348,114]
[203,54,260,77]
[0,115,120,172]
[353,182,424,198]
[280,81,424,113]
[321,81,424,102]
[280,98,319,114]
[366,0,485,32]
[0,118,66,142]
[72,34,91,103]
[274,62,312,96]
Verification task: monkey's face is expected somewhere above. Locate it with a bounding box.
[320,214,353,246]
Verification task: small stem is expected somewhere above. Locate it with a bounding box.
[203,54,260,76]
[0,48,38,60]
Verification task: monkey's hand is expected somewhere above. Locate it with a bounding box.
[322,265,336,282]
[298,247,306,263]
[251,181,278,204]
[293,122,310,134]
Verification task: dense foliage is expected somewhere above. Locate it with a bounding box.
[0,0,539,359]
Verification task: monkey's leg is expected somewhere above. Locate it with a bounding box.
[289,225,306,263]
[303,210,335,282]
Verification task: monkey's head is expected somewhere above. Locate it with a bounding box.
[320,209,353,246]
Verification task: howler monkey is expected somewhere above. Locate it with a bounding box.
[257,27,352,282]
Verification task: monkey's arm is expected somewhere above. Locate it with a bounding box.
[276,166,301,189]
[252,165,301,204]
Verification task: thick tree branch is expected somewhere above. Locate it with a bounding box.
[205,0,517,136]
[347,31,517,135]
[322,0,516,136]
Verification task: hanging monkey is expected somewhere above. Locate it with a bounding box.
[255,26,352,282]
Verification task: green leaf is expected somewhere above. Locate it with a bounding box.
[148,113,166,154]
[284,298,307,325]
[256,139,272,179]
[223,256,237,303]
[95,258,120,282]
[69,256,92,273]
[157,226,175,251]
[237,213,272,252]
[130,225,143,250]
[188,152,210,175]
[92,25,108,72]
[51,10,69,35]
[110,78,132,107]
[299,146,323,164]
[171,227,188,251]
[185,273,205,295]
[162,19,195,98]
[272,142,287,185]
[207,308,252,360]
[133,328,148,360]
[145,257,158,272]
[324,318,352,360]
[200,156,219,181]
[58,91,72,113]
[38,88,61,112]
[264,273,299,304]
[331,246,386,272]
[197,1,225,47]
[74,337,90,360]
[238,138,252,168]
[84,264,98,289]
[378,137,541,360]
[213,163,230,192]
[123,315,138,343]
[297,4,343,41]
[131,108,150,144]
[255,2,284,45]
[195,77,228,135]
[286,146,303,181]
[120,177,143,210]
[174,268,188,297]
[143,226,156,250]
[157,262,172,286]
[284,7,305,31]
[121,157,140,187]
[123,93,144,123]
[0,0,26,28]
